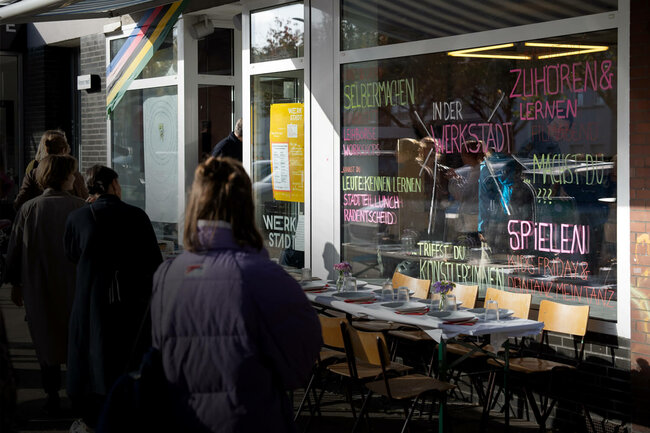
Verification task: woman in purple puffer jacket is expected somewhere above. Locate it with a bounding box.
[151,157,321,432]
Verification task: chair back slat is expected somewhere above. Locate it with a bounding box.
[392,271,431,300]
[485,287,532,319]
[538,300,589,336]
[347,325,389,367]
[452,284,478,309]
[319,316,347,349]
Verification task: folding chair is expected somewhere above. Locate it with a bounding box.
[341,323,455,433]
[484,300,589,431]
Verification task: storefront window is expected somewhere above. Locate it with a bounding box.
[341,0,617,51]
[198,28,234,75]
[251,2,304,63]
[111,86,179,243]
[251,71,305,266]
[340,29,617,320]
[110,28,177,78]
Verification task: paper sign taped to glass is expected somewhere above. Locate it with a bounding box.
[269,103,304,202]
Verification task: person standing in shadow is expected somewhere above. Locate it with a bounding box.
[64,165,162,433]
[14,130,88,211]
[211,119,242,161]
[5,155,85,414]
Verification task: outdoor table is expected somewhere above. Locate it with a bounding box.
[304,283,544,432]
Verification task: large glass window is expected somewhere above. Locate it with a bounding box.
[341,0,617,51]
[251,2,304,63]
[251,71,305,266]
[340,29,617,320]
[111,86,179,243]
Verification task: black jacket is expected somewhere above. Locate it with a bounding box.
[64,195,162,397]
[211,132,242,161]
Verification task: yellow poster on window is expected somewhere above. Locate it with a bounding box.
[269,103,304,202]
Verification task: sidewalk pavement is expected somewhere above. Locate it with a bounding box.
[1,283,540,433]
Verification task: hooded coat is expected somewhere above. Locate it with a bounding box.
[151,222,321,433]
[64,194,162,397]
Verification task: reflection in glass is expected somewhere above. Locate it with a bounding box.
[198,28,234,75]
[111,86,178,243]
[198,85,233,159]
[341,0,617,51]
[340,29,617,320]
[251,2,304,63]
[251,71,305,266]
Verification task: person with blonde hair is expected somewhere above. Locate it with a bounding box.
[14,130,87,210]
[5,154,85,414]
[150,157,321,432]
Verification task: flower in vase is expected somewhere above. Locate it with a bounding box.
[432,280,455,295]
[333,261,352,276]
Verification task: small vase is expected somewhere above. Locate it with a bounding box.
[439,293,446,311]
[336,272,345,291]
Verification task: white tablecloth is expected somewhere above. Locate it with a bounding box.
[306,285,544,346]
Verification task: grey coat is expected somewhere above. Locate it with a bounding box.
[6,189,85,365]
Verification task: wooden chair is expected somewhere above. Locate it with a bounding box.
[446,288,531,405]
[340,323,455,433]
[295,315,348,423]
[452,283,479,309]
[485,287,532,320]
[392,271,431,300]
[484,300,590,431]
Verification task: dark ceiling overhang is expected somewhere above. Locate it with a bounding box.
[0,0,233,24]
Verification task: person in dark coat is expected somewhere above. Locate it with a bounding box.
[64,165,162,429]
[151,157,321,432]
[6,154,85,413]
[210,118,242,161]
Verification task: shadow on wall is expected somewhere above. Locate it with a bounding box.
[632,358,650,430]
[322,242,338,281]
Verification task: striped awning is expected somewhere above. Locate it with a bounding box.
[0,0,227,23]
[106,0,186,115]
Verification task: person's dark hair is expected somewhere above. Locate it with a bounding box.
[86,165,119,195]
[184,157,263,252]
[36,130,70,161]
[35,154,77,190]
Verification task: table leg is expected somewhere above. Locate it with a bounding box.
[504,339,510,432]
[438,339,447,432]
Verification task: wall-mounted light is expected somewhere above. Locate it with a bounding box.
[447,43,531,60]
[525,42,609,59]
[191,15,214,40]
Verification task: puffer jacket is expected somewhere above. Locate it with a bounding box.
[151,223,321,433]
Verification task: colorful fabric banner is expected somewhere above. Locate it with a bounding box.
[106,0,187,115]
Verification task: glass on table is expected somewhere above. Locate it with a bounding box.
[381,280,394,301]
[396,286,410,303]
[300,267,312,283]
[485,299,500,321]
[430,292,442,311]
[343,276,357,292]
[444,293,457,311]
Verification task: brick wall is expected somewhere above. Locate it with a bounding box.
[79,33,108,172]
[629,0,650,431]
